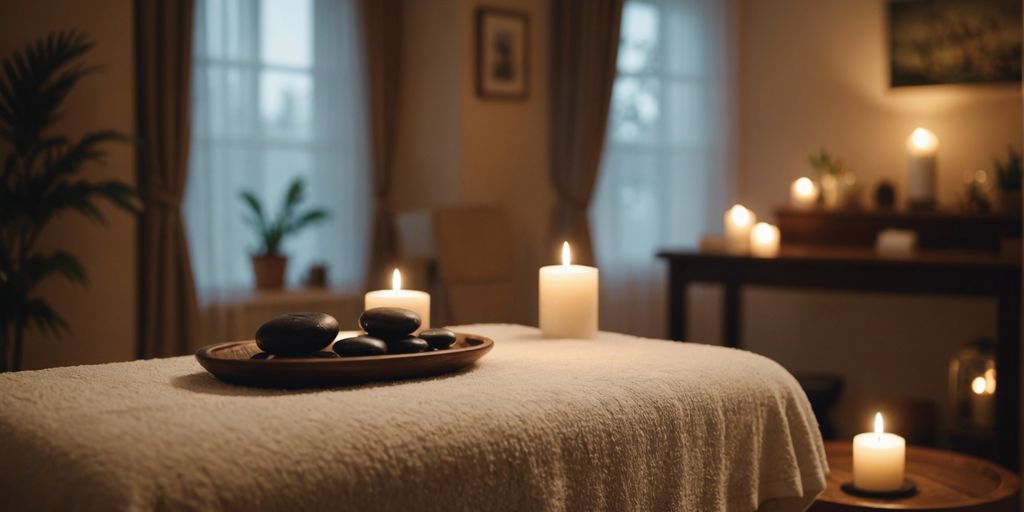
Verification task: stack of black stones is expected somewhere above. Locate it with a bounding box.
[252,308,456,359]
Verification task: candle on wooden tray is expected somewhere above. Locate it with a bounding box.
[852,412,906,492]
[364,269,430,333]
[750,222,780,258]
[539,242,598,339]
[790,177,818,209]
[724,204,756,254]
[906,127,938,210]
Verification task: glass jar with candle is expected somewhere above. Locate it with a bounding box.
[949,338,996,431]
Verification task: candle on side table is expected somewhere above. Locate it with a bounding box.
[724,204,756,254]
[790,177,818,209]
[853,412,906,492]
[970,369,996,428]
[906,127,938,211]
[364,269,430,333]
[539,242,598,339]
[750,222,780,258]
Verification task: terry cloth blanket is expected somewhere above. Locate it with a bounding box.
[0,324,827,511]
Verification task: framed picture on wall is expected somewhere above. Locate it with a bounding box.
[889,0,1022,87]
[476,7,529,99]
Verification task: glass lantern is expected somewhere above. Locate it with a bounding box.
[949,338,996,430]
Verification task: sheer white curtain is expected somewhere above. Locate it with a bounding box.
[186,0,369,302]
[592,0,735,338]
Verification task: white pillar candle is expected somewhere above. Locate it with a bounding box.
[364,269,430,333]
[853,412,906,492]
[539,242,598,339]
[750,222,780,258]
[724,204,756,254]
[906,128,938,209]
[790,177,818,209]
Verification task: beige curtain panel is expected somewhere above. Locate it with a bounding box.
[135,0,200,358]
[361,0,404,288]
[549,0,624,266]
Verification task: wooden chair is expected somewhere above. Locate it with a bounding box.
[433,205,516,325]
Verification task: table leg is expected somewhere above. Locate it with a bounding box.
[995,285,1020,471]
[724,282,741,349]
[667,263,687,341]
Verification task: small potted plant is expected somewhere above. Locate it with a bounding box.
[808,149,845,209]
[240,178,329,290]
[994,147,1021,215]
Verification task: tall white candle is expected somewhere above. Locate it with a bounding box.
[852,412,906,492]
[364,269,430,333]
[750,222,780,258]
[906,128,938,210]
[539,242,598,339]
[724,204,756,254]
[790,177,818,209]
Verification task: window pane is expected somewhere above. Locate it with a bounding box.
[618,2,660,73]
[609,77,661,144]
[260,70,313,140]
[261,0,313,67]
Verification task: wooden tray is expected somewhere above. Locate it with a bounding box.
[196,333,493,388]
[813,441,1020,511]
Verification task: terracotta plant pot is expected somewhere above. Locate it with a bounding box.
[251,254,287,290]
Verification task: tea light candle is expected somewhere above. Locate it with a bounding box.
[790,177,818,209]
[853,412,906,492]
[364,269,430,332]
[724,204,756,254]
[539,242,598,339]
[906,127,938,210]
[750,222,780,258]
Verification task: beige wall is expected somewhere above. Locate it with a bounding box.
[394,0,552,325]
[732,0,1021,439]
[0,0,137,369]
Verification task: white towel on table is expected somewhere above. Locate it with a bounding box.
[0,324,827,511]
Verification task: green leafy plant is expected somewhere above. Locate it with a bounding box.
[808,148,844,177]
[994,146,1022,191]
[240,177,329,256]
[0,31,141,372]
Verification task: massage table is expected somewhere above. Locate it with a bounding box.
[0,324,827,511]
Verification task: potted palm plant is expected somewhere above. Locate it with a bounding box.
[0,32,140,372]
[241,178,329,289]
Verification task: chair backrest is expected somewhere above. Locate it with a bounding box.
[433,205,516,325]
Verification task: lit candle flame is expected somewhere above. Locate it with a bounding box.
[972,376,987,395]
[909,127,938,151]
[795,177,814,197]
[752,222,777,244]
[728,204,752,227]
[874,412,884,437]
[392,268,402,292]
[985,368,996,393]
[562,241,571,266]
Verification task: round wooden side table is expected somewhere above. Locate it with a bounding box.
[811,441,1020,512]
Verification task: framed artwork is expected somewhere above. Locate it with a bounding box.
[476,7,529,99]
[889,0,1022,87]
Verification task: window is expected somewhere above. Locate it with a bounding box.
[592,0,735,337]
[186,0,369,301]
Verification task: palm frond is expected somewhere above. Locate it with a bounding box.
[23,297,70,337]
[23,250,87,286]
[0,31,95,153]
[239,190,266,230]
[284,209,328,235]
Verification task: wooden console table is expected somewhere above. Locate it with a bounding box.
[656,246,1021,469]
